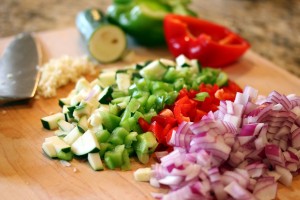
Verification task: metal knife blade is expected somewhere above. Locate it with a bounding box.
[0,32,41,103]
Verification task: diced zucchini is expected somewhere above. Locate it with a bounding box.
[88,152,104,171]
[98,86,113,104]
[41,112,65,130]
[67,105,77,114]
[42,142,57,158]
[73,101,92,121]
[176,54,191,68]
[54,130,69,137]
[116,73,131,92]
[139,60,168,81]
[77,115,89,132]
[49,136,71,153]
[58,119,75,132]
[98,71,116,88]
[71,130,100,156]
[43,136,72,161]
[190,59,201,74]
[88,110,102,127]
[75,78,91,92]
[159,58,176,67]
[63,126,83,145]
[59,97,71,108]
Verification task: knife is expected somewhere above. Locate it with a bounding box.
[0,32,42,104]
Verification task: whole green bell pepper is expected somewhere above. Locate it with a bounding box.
[106,0,196,46]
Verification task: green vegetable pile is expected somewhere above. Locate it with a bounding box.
[40,55,229,171]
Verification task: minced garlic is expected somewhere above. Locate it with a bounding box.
[37,55,96,98]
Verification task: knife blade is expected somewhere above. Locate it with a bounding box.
[0,32,42,103]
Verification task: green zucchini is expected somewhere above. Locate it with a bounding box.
[71,130,101,156]
[41,113,65,130]
[76,8,127,63]
[88,152,104,171]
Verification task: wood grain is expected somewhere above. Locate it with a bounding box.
[0,28,299,200]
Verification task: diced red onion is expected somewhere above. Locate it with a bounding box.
[275,165,293,186]
[253,177,277,200]
[224,181,255,200]
[148,87,300,200]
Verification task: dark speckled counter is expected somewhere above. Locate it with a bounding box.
[0,0,299,77]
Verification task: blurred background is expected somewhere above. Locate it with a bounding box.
[0,0,299,77]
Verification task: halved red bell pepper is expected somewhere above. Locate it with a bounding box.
[164,14,250,67]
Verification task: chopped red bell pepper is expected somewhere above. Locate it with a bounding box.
[164,14,250,67]
[138,117,150,132]
[138,82,243,148]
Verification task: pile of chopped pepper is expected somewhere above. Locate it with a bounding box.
[138,80,242,148]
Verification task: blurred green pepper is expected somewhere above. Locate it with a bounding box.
[106,0,196,46]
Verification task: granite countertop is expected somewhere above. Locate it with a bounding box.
[0,0,299,77]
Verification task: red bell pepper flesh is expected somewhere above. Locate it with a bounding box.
[164,14,250,68]
[138,117,150,132]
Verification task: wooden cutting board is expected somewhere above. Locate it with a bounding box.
[0,27,299,200]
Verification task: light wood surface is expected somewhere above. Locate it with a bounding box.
[0,27,299,200]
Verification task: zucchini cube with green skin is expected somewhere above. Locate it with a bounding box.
[41,112,65,130]
[98,71,116,88]
[88,152,104,171]
[139,60,168,81]
[43,136,73,161]
[71,130,100,156]
[98,86,114,104]
[116,72,131,92]
[45,136,71,152]
[59,97,71,108]
[57,119,75,132]
[75,78,91,92]
[73,101,93,121]
[63,126,83,145]
[42,142,57,158]
[77,115,89,133]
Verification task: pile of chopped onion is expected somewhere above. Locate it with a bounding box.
[147,86,300,200]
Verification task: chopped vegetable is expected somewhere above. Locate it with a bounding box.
[40,55,240,171]
[37,55,95,98]
[136,86,300,200]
